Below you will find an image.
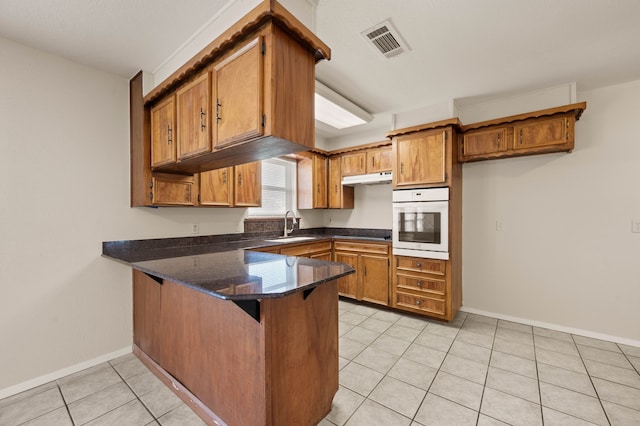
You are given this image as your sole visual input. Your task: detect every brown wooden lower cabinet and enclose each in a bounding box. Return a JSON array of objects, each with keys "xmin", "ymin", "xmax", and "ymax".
[
  {"xmin": 392, "ymin": 255, "xmax": 460, "ymax": 321},
  {"xmin": 279, "ymin": 240, "xmax": 331, "ymax": 258},
  {"xmin": 333, "ymin": 240, "xmax": 390, "ymax": 306},
  {"xmin": 132, "ymin": 270, "xmax": 338, "ymax": 426}
]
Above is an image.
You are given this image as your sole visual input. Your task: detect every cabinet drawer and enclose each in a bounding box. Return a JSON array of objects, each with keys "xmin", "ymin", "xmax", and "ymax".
[
  {"xmin": 333, "ymin": 241, "xmax": 389, "ymax": 255},
  {"xmin": 395, "ymin": 256, "xmax": 445, "ymax": 275},
  {"xmin": 279, "ymin": 241, "xmax": 332, "ymax": 256},
  {"xmin": 396, "ymin": 273, "xmax": 445, "ymax": 296},
  {"xmin": 396, "ymin": 292, "xmax": 445, "ymax": 316}
]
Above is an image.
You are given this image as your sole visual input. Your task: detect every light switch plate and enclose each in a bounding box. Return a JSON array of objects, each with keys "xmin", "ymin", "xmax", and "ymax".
[{"xmin": 632, "ymin": 219, "xmax": 640, "ymax": 233}]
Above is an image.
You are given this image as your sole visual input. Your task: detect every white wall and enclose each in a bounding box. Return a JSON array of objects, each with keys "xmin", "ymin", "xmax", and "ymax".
[
  {"xmin": 326, "ymin": 185, "xmax": 392, "ymax": 229},
  {"xmin": 462, "ymin": 79, "xmax": 640, "ymax": 342},
  {"xmin": 0, "ymin": 37, "xmax": 248, "ymax": 395}
]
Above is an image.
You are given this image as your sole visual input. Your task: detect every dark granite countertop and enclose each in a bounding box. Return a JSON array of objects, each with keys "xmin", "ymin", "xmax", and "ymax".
[
  {"xmin": 131, "ymin": 249, "xmax": 353, "ymax": 300},
  {"xmin": 102, "ymin": 228, "xmax": 390, "ymax": 301}
]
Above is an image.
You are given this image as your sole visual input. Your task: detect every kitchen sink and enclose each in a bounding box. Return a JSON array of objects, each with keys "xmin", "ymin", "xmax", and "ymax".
[{"xmin": 264, "ymin": 236, "xmax": 317, "ymax": 243}]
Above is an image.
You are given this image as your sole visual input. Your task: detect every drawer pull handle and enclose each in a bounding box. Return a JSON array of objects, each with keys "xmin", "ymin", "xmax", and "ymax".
[
  {"xmin": 415, "ymin": 262, "xmax": 422, "ymax": 268},
  {"xmin": 416, "ymin": 300, "xmax": 421, "ymax": 306},
  {"xmin": 417, "ymin": 281, "xmax": 422, "ymax": 287}
]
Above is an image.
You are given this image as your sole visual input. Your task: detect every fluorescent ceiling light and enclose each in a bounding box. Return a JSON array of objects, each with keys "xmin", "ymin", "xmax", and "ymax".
[{"xmin": 315, "ymin": 81, "xmax": 373, "ymax": 129}]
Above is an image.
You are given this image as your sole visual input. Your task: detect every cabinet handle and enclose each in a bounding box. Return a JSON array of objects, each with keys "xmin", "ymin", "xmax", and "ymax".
[
  {"xmin": 238, "ymin": 173, "xmax": 242, "ymax": 186},
  {"xmin": 416, "ymin": 300, "xmax": 422, "ymax": 306},
  {"xmin": 400, "ymin": 163, "xmax": 403, "ymax": 174},
  {"xmin": 222, "ymin": 170, "xmax": 227, "ymax": 184},
  {"xmin": 519, "ymin": 129, "xmax": 523, "ymax": 144},
  {"xmin": 360, "ymin": 158, "xmax": 363, "ymax": 169},
  {"xmin": 200, "ymin": 108, "xmax": 206, "ymax": 131},
  {"xmin": 317, "ymin": 183, "xmax": 320, "ymax": 193},
  {"xmin": 496, "ymin": 132, "xmax": 501, "ymax": 147},
  {"xmin": 186, "ymin": 186, "xmax": 191, "ymax": 202},
  {"xmin": 364, "ymin": 265, "xmax": 367, "ymax": 276},
  {"xmin": 167, "ymin": 125, "xmax": 172, "ymax": 145},
  {"xmin": 416, "ymin": 262, "xmax": 422, "ymax": 268},
  {"xmin": 372, "ymin": 157, "xmax": 375, "ymax": 167},
  {"xmin": 216, "ymin": 99, "xmax": 222, "ymax": 121},
  {"xmin": 417, "ymin": 280, "xmax": 423, "ymax": 287},
  {"xmin": 566, "ymin": 118, "xmax": 569, "ymax": 141},
  {"xmin": 334, "ymin": 184, "xmax": 338, "ymax": 193}
]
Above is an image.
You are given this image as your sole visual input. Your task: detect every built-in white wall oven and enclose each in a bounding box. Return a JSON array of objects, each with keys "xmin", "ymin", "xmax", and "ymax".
[{"xmin": 392, "ymin": 187, "xmax": 449, "ymax": 260}]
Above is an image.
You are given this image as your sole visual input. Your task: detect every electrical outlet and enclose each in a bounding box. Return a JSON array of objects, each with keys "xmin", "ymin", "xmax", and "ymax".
[
  {"xmin": 192, "ymin": 224, "xmax": 199, "ymax": 234},
  {"xmin": 632, "ymin": 219, "xmax": 640, "ymax": 233},
  {"xmin": 496, "ymin": 221, "xmax": 505, "ymax": 232}
]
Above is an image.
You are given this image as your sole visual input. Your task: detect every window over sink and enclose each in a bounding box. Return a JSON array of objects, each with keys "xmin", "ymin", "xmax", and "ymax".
[{"xmin": 248, "ymin": 158, "xmax": 297, "ymax": 217}]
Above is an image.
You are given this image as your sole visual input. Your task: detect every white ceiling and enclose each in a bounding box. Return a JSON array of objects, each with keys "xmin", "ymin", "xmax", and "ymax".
[{"xmin": 2, "ymin": 0, "xmax": 639, "ymax": 140}]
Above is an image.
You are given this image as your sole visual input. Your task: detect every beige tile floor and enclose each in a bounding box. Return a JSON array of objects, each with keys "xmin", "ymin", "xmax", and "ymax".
[{"xmin": 2, "ymin": 299, "xmax": 639, "ymax": 425}]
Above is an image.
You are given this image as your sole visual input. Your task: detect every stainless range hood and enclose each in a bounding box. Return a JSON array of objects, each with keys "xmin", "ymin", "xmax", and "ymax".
[{"xmin": 342, "ymin": 171, "xmax": 392, "ymax": 185}]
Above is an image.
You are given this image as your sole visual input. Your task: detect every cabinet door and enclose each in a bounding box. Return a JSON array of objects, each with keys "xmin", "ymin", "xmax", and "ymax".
[
  {"xmin": 513, "ymin": 116, "xmax": 568, "ymax": 150},
  {"xmin": 176, "ymin": 72, "xmax": 211, "ymax": 160},
  {"xmin": 360, "ymin": 255, "xmax": 389, "ymax": 305},
  {"xmin": 151, "ymin": 174, "xmax": 195, "ymax": 206},
  {"xmin": 212, "ymin": 37, "xmax": 263, "ymax": 148},
  {"xmin": 150, "ymin": 96, "xmax": 176, "ymax": 167},
  {"xmin": 462, "ymin": 128, "xmax": 508, "ymax": 157},
  {"xmin": 341, "ymin": 152, "xmax": 366, "ymax": 176},
  {"xmin": 334, "ymin": 251, "xmax": 358, "ymax": 299},
  {"xmin": 199, "ymin": 167, "xmax": 233, "ymax": 206},
  {"xmin": 328, "ymin": 156, "xmax": 354, "ymax": 209},
  {"xmin": 234, "ymin": 161, "xmax": 261, "ymax": 207},
  {"xmin": 395, "ymin": 129, "xmax": 446, "ymax": 187},
  {"xmin": 328, "ymin": 156, "xmax": 341, "ymax": 209},
  {"xmin": 367, "ymin": 146, "xmax": 392, "ymax": 173},
  {"xmin": 313, "ymin": 154, "xmax": 328, "ymax": 208}
]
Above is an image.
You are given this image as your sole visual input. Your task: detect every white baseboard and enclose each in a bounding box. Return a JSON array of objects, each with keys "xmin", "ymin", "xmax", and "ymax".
[
  {"xmin": 0, "ymin": 346, "xmax": 132, "ymax": 400},
  {"xmin": 459, "ymin": 306, "xmax": 640, "ymax": 348}
]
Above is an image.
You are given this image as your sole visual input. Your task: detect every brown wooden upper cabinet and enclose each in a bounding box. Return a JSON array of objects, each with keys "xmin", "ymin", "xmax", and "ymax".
[
  {"xmin": 341, "ymin": 152, "xmax": 366, "ymax": 176},
  {"xmin": 150, "ymin": 96, "xmax": 176, "ymax": 168},
  {"xmin": 460, "ymin": 127, "xmax": 508, "ymax": 159},
  {"xmin": 148, "ymin": 23, "xmax": 320, "ymax": 175},
  {"xmin": 176, "ymin": 72, "xmax": 211, "ymax": 160},
  {"xmin": 212, "ymin": 37, "xmax": 263, "ymax": 149},
  {"xmin": 459, "ymin": 103, "xmax": 586, "ymax": 163},
  {"xmin": 150, "ymin": 173, "xmax": 195, "ymax": 206},
  {"xmin": 389, "ymin": 124, "xmax": 457, "ymax": 189},
  {"xmin": 328, "ymin": 156, "xmax": 354, "ymax": 209},
  {"xmin": 340, "ymin": 145, "xmax": 392, "ymax": 176},
  {"xmin": 234, "ymin": 161, "xmax": 261, "ymax": 207},
  {"xmin": 297, "ymin": 153, "xmax": 328, "ymax": 209},
  {"xmin": 367, "ymin": 146, "xmax": 393, "ymax": 173},
  {"xmin": 199, "ymin": 167, "xmax": 234, "ymax": 207}
]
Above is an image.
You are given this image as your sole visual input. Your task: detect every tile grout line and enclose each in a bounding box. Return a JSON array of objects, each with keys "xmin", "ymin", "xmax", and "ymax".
[
  {"xmin": 616, "ymin": 342, "xmax": 640, "ymax": 376},
  {"xmin": 341, "ymin": 307, "xmax": 438, "ymax": 425},
  {"xmin": 406, "ymin": 315, "xmax": 458, "ymax": 426},
  {"xmin": 56, "ymin": 382, "xmax": 76, "ymax": 426},
  {"xmin": 109, "ymin": 361, "xmax": 160, "ymax": 425},
  {"xmin": 532, "ymin": 329, "xmax": 545, "ymax": 425},
  {"xmin": 473, "ymin": 316, "xmax": 498, "ymax": 426},
  {"xmin": 570, "ymin": 334, "xmax": 612, "ymax": 426}
]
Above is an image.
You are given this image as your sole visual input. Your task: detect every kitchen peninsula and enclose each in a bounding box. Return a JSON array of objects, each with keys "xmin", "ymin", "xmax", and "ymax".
[{"xmin": 103, "ymin": 236, "xmax": 355, "ymax": 426}]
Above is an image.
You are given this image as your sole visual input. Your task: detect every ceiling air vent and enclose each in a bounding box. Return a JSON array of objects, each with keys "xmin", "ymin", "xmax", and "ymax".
[{"xmin": 361, "ymin": 19, "xmax": 410, "ymax": 59}]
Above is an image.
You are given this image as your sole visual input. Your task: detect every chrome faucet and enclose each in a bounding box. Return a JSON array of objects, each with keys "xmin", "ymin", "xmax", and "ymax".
[{"xmin": 284, "ymin": 210, "xmax": 297, "ymax": 237}]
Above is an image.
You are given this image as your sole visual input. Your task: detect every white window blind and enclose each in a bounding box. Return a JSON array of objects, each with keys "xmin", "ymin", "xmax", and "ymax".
[{"xmin": 248, "ymin": 158, "xmax": 296, "ymax": 216}]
